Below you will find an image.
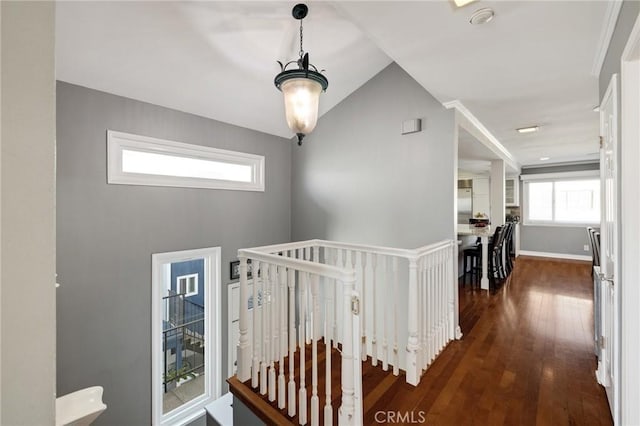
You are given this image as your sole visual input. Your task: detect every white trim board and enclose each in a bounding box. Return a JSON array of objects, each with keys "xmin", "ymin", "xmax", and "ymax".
[
  {"xmin": 620, "ymin": 12, "xmax": 640, "ymax": 426},
  {"xmin": 592, "ymin": 0, "xmax": 623, "ymax": 77},
  {"xmin": 520, "ymin": 170, "xmax": 600, "ymax": 181},
  {"xmin": 444, "ymin": 100, "xmax": 521, "ymax": 173},
  {"xmin": 519, "ymin": 250, "xmax": 591, "ymax": 262}
]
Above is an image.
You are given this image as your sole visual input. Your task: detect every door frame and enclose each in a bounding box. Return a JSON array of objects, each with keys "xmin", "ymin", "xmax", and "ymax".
[
  {"xmin": 598, "ymin": 73, "xmax": 618, "ymax": 422},
  {"xmin": 151, "ymin": 247, "xmax": 222, "ymax": 426},
  {"xmin": 620, "ymin": 13, "xmax": 640, "ymax": 426}
]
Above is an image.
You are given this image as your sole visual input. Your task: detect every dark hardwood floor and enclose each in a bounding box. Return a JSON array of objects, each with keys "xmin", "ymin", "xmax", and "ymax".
[
  {"xmin": 364, "ymin": 256, "xmax": 612, "ymax": 426},
  {"xmin": 230, "ymin": 256, "xmax": 613, "ymax": 425}
]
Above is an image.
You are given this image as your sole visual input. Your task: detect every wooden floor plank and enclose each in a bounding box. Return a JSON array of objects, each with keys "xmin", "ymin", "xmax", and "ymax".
[{"xmin": 229, "ymin": 256, "xmax": 612, "ymax": 425}]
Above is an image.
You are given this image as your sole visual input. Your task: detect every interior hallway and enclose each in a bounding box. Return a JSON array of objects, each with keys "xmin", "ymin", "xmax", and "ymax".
[{"xmin": 361, "ymin": 256, "xmax": 612, "ymax": 425}]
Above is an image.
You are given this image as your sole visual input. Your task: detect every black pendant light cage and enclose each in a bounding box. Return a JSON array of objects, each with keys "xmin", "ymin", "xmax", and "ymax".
[{"xmin": 274, "ymin": 3, "xmax": 329, "ymax": 145}]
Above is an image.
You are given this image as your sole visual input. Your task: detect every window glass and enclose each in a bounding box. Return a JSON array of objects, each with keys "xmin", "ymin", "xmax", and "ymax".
[
  {"xmin": 108, "ymin": 130, "xmax": 264, "ymax": 191},
  {"xmin": 528, "ymin": 182, "xmax": 553, "ymax": 221},
  {"xmin": 524, "ymin": 178, "xmax": 600, "ymax": 225},
  {"xmin": 122, "ymin": 149, "xmax": 252, "ymax": 183},
  {"xmin": 555, "ymin": 180, "xmax": 600, "ymax": 223}
]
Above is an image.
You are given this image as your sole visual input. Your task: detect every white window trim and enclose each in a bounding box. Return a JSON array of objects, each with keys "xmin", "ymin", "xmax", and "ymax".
[
  {"xmin": 177, "ymin": 273, "xmax": 198, "ymax": 297},
  {"xmin": 522, "ymin": 172, "xmax": 601, "ymax": 227},
  {"xmin": 152, "ymin": 247, "xmax": 221, "ymax": 426},
  {"xmin": 107, "ymin": 130, "xmax": 265, "ymax": 192},
  {"xmin": 520, "ymin": 169, "xmax": 598, "ymax": 182}
]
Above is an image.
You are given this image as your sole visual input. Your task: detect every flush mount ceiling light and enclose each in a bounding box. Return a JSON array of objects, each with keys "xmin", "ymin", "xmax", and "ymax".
[
  {"xmin": 516, "ymin": 125, "xmax": 539, "ymax": 134},
  {"xmin": 539, "ymin": 157, "xmax": 550, "ymax": 161},
  {"xmin": 469, "ymin": 7, "xmax": 495, "ymax": 25},
  {"xmin": 275, "ymin": 3, "xmax": 328, "ymax": 146},
  {"xmin": 453, "ymin": 0, "xmax": 478, "ymax": 8}
]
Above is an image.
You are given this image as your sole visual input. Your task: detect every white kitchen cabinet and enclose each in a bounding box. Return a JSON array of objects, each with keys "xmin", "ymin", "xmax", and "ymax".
[
  {"xmin": 505, "ymin": 178, "xmax": 520, "ymax": 206},
  {"xmin": 472, "ymin": 178, "xmax": 491, "ymax": 217}
]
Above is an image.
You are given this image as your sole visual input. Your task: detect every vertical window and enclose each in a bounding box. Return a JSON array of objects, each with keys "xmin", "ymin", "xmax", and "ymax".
[
  {"xmin": 523, "ymin": 174, "xmax": 600, "ymax": 225},
  {"xmin": 152, "ymin": 247, "xmax": 221, "ymax": 425}
]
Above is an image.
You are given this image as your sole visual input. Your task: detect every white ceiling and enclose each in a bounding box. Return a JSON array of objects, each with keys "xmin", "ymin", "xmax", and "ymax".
[{"xmin": 56, "ymin": 1, "xmax": 610, "ymax": 166}]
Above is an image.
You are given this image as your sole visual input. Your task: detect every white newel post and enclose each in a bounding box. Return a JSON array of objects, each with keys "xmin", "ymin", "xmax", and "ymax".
[
  {"xmin": 405, "ymin": 258, "xmax": 420, "ymax": 386},
  {"xmin": 338, "ymin": 274, "xmax": 357, "ymax": 426},
  {"xmin": 237, "ymin": 256, "xmax": 251, "ymax": 382}
]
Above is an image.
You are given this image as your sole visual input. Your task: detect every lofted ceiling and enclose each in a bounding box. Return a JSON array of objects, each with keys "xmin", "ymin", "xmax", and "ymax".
[{"xmin": 56, "ymin": 1, "xmax": 611, "ymax": 166}]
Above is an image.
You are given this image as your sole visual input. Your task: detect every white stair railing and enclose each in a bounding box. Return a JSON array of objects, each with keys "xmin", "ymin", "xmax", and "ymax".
[{"xmin": 236, "ymin": 239, "xmax": 459, "ymax": 426}]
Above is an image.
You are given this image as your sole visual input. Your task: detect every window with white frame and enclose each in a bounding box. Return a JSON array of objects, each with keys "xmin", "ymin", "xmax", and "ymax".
[
  {"xmin": 523, "ymin": 171, "xmax": 600, "ymax": 226},
  {"xmin": 107, "ymin": 130, "xmax": 265, "ymax": 191},
  {"xmin": 177, "ymin": 273, "xmax": 198, "ymax": 297}
]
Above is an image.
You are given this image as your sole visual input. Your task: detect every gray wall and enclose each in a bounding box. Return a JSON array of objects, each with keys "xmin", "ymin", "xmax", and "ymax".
[
  {"xmin": 1, "ymin": 2, "xmax": 57, "ymax": 425},
  {"xmin": 56, "ymin": 82, "xmax": 291, "ymax": 425},
  {"xmin": 519, "ymin": 162, "xmax": 599, "ymax": 256},
  {"xmin": 291, "ymin": 62, "xmax": 456, "ymax": 248}
]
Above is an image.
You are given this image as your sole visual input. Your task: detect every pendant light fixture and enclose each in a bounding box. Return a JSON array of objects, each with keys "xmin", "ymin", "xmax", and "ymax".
[{"xmin": 274, "ymin": 3, "xmax": 328, "ymax": 146}]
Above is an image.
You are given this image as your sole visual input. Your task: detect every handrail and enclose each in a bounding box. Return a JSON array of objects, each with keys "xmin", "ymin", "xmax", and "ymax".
[
  {"xmin": 244, "ymin": 238, "xmax": 455, "ymax": 261},
  {"xmin": 163, "ymin": 318, "xmax": 204, "ymax": 334},
  {"xmin": 238, "ymin": 248, "xmax": 356, "ymax": 282}
]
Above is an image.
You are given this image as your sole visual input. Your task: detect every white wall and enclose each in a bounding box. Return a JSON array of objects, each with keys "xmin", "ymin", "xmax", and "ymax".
[{"xmin": 1, "ymin": 2, "xmax": 57, "ymax": 424}]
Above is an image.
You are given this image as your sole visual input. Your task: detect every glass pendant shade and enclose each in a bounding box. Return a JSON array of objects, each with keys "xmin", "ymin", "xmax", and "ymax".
[
  {"xmin": 274, "ymin": 4, "xmax": 328, "ymax": 145},
  {"xmin": 280, "ymin": 77, "xmax": 323, "ymax": 136}
]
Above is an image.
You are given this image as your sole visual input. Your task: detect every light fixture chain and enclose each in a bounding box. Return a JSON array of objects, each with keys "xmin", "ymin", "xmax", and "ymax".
[{"xmin": 299, "ymin": 19, "xmax": 304, "ymax": 59}]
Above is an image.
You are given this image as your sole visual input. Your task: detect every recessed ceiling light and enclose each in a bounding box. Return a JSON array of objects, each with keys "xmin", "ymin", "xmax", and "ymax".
[
  {"xmin": 469, "ymin": 8, "xmax": 495, "ymax": 25},
  {"xmin": 593, "ymin": 106, "xmax": 600, "ymax": 112},
  {"xmin": 454, "ymin": 0, "xmax": 478, "ymax": 8},
  {"xmin": 540, "ymin": 157, "xmax": 550, "ymax": 161},
  {"xmin": 516, "ymin": 126, "xmax": 539, "ymax": 134}
]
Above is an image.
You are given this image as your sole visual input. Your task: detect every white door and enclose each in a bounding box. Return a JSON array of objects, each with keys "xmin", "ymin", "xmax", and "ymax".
[{"xmin": 597, "ymin": 74, "xmax": 618, "ymax": 422}]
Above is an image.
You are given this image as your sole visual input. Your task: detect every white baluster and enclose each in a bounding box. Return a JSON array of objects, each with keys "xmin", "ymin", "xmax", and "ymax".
[
  {"xmin": 418, "ymin": 257, "xmax": 425, "ymax": 372},
  {"xmin": 405, "ymin": 258, "xmax": 419, "ymax": 386},
  {"xmin": 287, "ymin": 255, "xmax": 297, "ymax": 417},
  {"xmin": 338, "ymin": 276, "xmax": 356, "ymax": 425},
  {"xmin": 305, "ymin": 247, "xmax": 312, "ymax": 345},
  {"xmin": 268, "ymin": 264, "xmax": 276, "ymax": 402},
  {"xmin": 438, "ymin": 251, "xmax": 443, "ymax": 354},
  {"xmin": 371, "ymin": 253, "xmax": 378, "ymax": 367},
  {"xmin": 360, "ymin": 252, "xmax": 367, "ymax": 361},
  {"xmin": 299, "ymin": 271, "xmax": 308, "ymax": 425},
  {"xmin": 448, "ymin": 246, "xmax": 456, "ymax": 340},
  {"xmin": 324, "ymin": 248, "xmax": 333, "ymax": 345},
  {"xmin": 392, "ymin": 257, "xmax": 399, "ymax": 376},
  {"xmin": 424, "ymin": 255, "xmax": 430, "ymax": 367},
  {"xmin": 382, "ymin": 255, "xmax": 388, "ymax": 372},
  {"xmin": 433, "ymin": 252, "xmax": 438, "ymax": 357},
  {"xmin": 261, "ymin": 263, "xmax": 269, "ymax": 396},
  {"xmin": 311, "ymin": 274, "xmax": 320, "ymax": 426},
  {"xmin": 252, "ymin": 260, "xmax": 261, "ymax": 389},
  {"xmin": 314, "ymin": 246, "xmax": 321, "ymax": 340},
  {"xmin": 237, "ymin": 256, "xmax": 251, "ymax": 382},
  {"xmin": 429, "ymin": 254, "xmax": 436, "ymax": 364},
  {"xmin": 278, "ymin": 265, "xmax": 286, "ymax": 409},
  {"xmin": 324, "ymin": 298, "xmax": 333, "ymax": 426},
  {"xmin": 332, "ymin": 249, "xmax": 339, "ymax": 349}
]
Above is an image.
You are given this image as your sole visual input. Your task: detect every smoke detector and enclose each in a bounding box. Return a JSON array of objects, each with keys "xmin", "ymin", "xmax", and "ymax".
[{"xmin": 470, "ymin": 8, "xmax": 495, "ymax": 25}]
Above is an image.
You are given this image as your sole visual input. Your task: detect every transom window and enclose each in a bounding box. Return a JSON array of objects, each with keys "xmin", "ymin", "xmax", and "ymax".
[
  {"xmin": 523, "ymin": 172, "xmax": 600, "ymax": 226},
  {"xmin": 107, "ymin": 130, "xmax": 265, "ymax": 191}
]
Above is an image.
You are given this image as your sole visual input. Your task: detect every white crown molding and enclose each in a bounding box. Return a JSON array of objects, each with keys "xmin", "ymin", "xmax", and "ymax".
[
  {"xmin": 444, "ymin": 100, "xmax": 521, "ymax": 173},
  {"xmin": 591, "ymin": 0, "xmax": 623, "ymax": 77},
  {"xmin": 519, "ymin": 250, "xmax": 591, "ymax": 262}
]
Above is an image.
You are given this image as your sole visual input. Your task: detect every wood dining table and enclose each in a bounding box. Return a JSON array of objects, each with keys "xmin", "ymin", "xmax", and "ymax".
[{"xmin": 457, "ymin": 224, "xmax": 495, "ymax": 290}]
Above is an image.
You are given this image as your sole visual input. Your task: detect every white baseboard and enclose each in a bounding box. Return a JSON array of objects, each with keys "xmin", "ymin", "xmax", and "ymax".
[{"xmin": 519, "ymin": 250, "xmax": 591, "ymax": 262}]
